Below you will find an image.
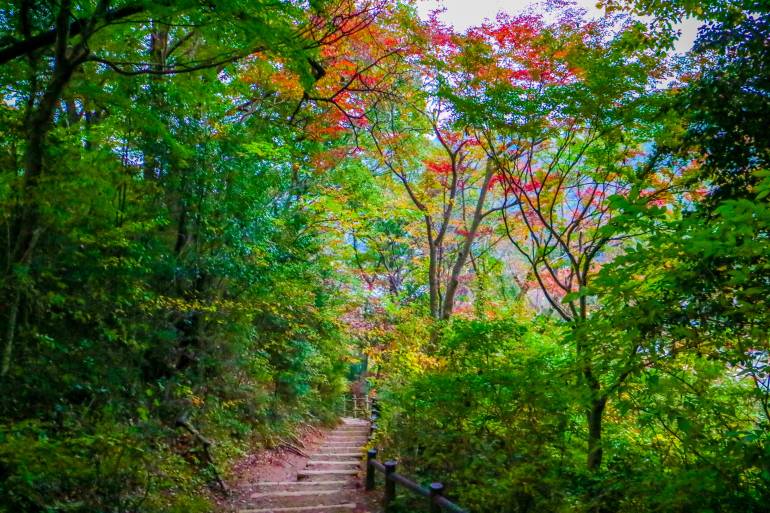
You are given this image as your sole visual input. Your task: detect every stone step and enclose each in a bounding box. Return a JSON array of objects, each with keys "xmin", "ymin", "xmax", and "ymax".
[
  {"xmin": 305, "ymin": 464, "xmax": 360, "ymax": 472},
  {"xmin": 234, "ymin": 418, "xmax": 370, "ymax": 513},
  {"xmin": 238, "ymin": 503, "xmax": 356, "ymax": 513},
  {"xmin": 251, "ymin": 480, "xmax": 349, "ymax": 486},
  {"xmin": 313, "ymin": 453, "xmax": 362, "ymax": 460},
  {"xmin": 317, "ymin": 449, "xmax": 360, "ymax": 454},
  {"xmin": 308, "ymin": 459, "xmax": 359, "ymax": 464},
  {"xmin": 297, "ymin": 469, "xmax": 359, "ymax": 481},
  {"xmin": 251, "ymin": 490, "xmax": 347, "ymax": 500},
  {"xmin": 316, "ymin": 448, "xmax": 364, "ymax": 455},
  {"xmin": 307, "ymin": 460, "xmax": 360, "ymax": 467},
  {"xmin": 249, "ymin": 490, "xmax": 340, "ymax": 499},
  {"xmin": 247, "ymin": 489, "xmax": 357, "ymax": 507},
  {"xmin": 238, "ymin": 480, "xmax": 351, "ymax": 492}
]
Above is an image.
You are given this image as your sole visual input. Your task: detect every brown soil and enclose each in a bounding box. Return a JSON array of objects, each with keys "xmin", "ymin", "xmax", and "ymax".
[
  {"xmin": 213, "ymin": 420, "xmax": 380, "ymax": 513},
  {"xmin": 214, "ymin": 424, "xmax": 330, "ymax": 512}
]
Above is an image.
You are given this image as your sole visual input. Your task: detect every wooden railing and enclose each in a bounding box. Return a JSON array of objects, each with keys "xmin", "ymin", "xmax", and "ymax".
[
  {"xmin": 342, "ymin": 394, "xmax": 370, "ymax": 419},
  {"xmin": 365, "ymin": 401, "xmax": 469, "ymax": 513}
]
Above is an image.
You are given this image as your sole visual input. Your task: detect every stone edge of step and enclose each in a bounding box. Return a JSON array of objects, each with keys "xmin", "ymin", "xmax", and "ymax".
[
  {"xmin": 249, "ymin": 489, "xmax": 351, "ymax": 499},
  {"xmin": 238, "ymin": 503, "xmax": 356, "ymax": 513}
]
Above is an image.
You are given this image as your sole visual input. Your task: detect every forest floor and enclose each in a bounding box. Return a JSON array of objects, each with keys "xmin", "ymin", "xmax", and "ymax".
[{"xmin": 218, "ymin": 418, "xmax": 377, "ymax": 513}]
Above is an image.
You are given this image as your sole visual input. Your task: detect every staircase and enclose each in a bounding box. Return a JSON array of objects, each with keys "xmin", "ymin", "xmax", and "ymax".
[{"xmin": 237, "ymin": 418, "xmax": 370, "ymax": 513}]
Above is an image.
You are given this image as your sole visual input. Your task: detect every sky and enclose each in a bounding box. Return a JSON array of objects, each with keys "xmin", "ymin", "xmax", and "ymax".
[{"xmin": 416, "ymin": 0, "xmax": 701, "ymax": 53}]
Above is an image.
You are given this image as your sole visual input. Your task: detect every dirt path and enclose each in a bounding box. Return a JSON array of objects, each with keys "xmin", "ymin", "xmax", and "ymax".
[{"xmin": 224, "ymin": 418, "xmax": 373, "ymax": 513}]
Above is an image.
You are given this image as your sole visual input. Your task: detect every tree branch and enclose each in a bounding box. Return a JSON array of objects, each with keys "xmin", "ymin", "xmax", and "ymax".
[{"xmin": 0, "ymin": 4, "xmax": 145, "ymax": 65}]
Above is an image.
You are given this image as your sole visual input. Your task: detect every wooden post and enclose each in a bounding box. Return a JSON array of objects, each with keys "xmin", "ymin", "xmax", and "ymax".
[
  {"xmin": 384, "ymin": 460, "xmax": 397, "ymax": 511},
  {"xmin": 365, "ymin": 448, "xmax": 378, "ymax": 491},
  {"xmin": 429, "ymin": 482, "xmax": 445, "ymax": 513}
]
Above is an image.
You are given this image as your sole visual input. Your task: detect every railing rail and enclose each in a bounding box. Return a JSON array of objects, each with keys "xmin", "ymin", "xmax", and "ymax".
[
  {"xmin": 341, "ymin": 394, "xmax": 371, "ymax": 419},
  {"xmin": 365, "ymin": 400, "xmax": 469, "ymax": 513}
]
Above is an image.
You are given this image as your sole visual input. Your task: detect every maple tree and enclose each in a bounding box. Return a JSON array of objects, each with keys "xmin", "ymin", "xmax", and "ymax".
[
  {"xmin": 366, "ymin": 107, "xmax": 500, "ymax": 320},
  {"xmin": 357, "ymin": 16, "xmax": 508, "ymax": 321},
  {"xmin": 432, "ymin": 6, "xmax": 695, "ymax": 471}
]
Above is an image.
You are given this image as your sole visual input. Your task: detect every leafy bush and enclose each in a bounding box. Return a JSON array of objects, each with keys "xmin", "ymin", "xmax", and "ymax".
[{"xmin": 374, "ymin": 318, "xmax": 769, "ymax": 513}]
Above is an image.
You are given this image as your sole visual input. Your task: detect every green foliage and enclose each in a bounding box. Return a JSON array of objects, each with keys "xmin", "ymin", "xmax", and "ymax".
[
  {"xmin": 678, "ymin": 3, "xmax": 770, "ymax": 203},
  {"xmin": 374, "ymin": 318, "xmax": 584, "ymax": 513},
  {"xmin": 0, "ymin": 1, "xmax": 362, "ymax": 511},
  {"xmin": 375, "ymin": 313, "xmax": 769, "ymax": 512},
  {"xmin": 366, "ymin": 5, "xmax": 769, "ymax": 511},
  {"xmin": 0, "ymin": 419, "xmax": 211, "ymax": 513}
]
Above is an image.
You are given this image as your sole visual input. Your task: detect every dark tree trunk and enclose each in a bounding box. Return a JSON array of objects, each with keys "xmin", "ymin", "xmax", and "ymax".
[
  {"xmin": 2, "ymin": 1, "xmax": 89, "ymax": 378},
  {"xmin": 586, "ymin": 395, "xmax": 607, "ymax": 471},
  {"xmin": 426, "ymin": 219, "xmax": 440, "ymax": 319},
  {"xmin": 440, "ymin": 164, "xmax": 494, "ymax": 320}
]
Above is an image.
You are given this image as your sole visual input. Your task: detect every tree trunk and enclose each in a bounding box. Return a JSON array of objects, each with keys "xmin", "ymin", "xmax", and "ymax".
[
  {"xmin": 3, "ymin": 1, "xmax": 87, "ymax": 378},
  {"xmin": 586, "ymin": 395, "xmax": 607, "ymax": 471},
  {"xmin": 0, "ymin": 290, "xmax": 20, "ymax": 378},
  {"xmin": 577, "ymin": 323, "xmax": 606, "ymax": 473},
  {"xmin": 426, "ymin": 219, "xmax": 440, "ymax": 319},
  {"xmin": 441, "ymin": 164, "xmax": 494, "ymax": 320}
]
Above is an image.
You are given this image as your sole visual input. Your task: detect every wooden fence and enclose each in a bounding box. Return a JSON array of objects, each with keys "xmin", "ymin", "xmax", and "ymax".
[
  {"xmin": 341, "ymin": 394, "xmax": 371, "ymax": 419},
  {"xmin": 365, "ymin": 400, "xmax": 468, "ymax": 513}
]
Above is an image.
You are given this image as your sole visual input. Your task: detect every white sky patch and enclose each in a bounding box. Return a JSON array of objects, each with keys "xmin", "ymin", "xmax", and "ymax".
[{"xmin": 416, "ymin": 0, "xmax": 700, "ymax": 53}]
